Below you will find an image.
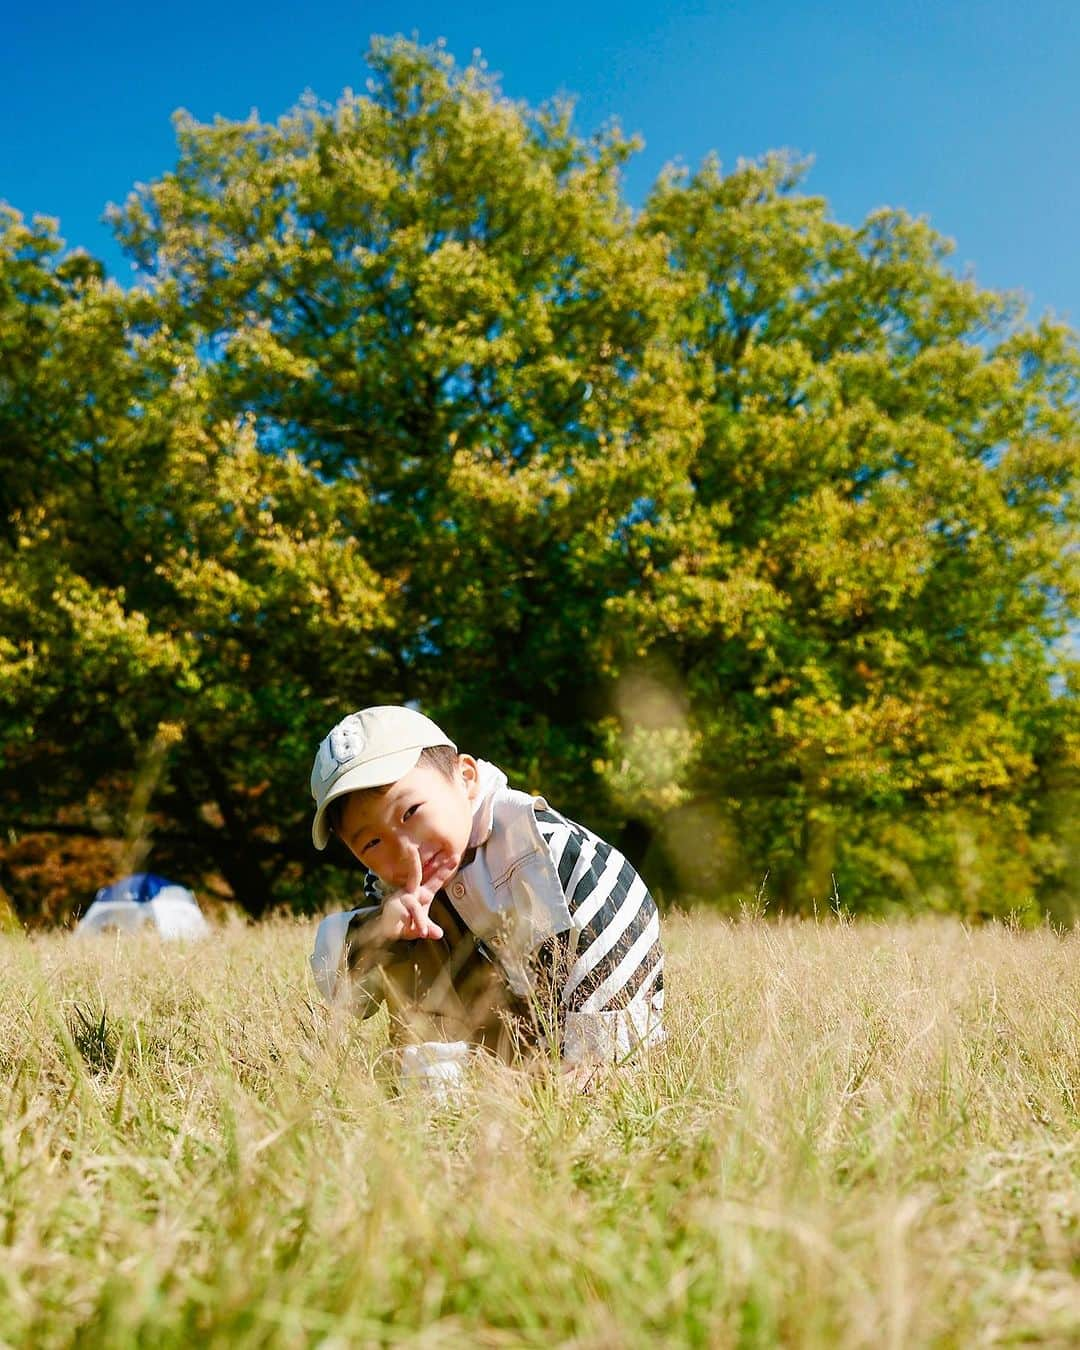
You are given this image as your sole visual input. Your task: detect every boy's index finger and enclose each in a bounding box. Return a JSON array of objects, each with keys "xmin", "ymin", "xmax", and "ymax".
[{"xmin": 405, "ymin": 844, "xmax": 422, "ymax": 896}]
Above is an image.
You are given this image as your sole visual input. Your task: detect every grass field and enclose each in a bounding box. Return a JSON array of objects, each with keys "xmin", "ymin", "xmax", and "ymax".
[{"xmin": 1, "ymin": 911, "xmax": 1078, "ymax": 1347}]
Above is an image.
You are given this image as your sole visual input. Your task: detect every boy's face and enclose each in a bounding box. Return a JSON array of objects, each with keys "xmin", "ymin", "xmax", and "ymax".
[{"xmin": 336, "ymin": 755, "xmax": 481, "ymax": 890}]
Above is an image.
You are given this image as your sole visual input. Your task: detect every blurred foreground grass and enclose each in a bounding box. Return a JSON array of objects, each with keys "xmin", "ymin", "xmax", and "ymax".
[{"xmin": 1, "ymin": 912, "xmax": 1078, "ymax": 1347}]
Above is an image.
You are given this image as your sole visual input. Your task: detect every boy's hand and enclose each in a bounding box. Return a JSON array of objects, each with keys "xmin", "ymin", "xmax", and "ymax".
[{"xmin": 379, "ymin": 847, "xmax": 457, "ymax": 941}]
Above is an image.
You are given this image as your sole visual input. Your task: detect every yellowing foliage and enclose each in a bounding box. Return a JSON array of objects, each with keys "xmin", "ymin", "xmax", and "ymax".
[{"xmin": 0, "ymin": 39, "xmax": 1077, "ymax": 920}]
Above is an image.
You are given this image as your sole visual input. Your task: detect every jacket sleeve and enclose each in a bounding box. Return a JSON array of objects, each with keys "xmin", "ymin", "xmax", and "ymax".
[
  {"xmin": 533, "ymin": 807, "xmax": 665, "ymax": 1064},
  {"xmin": 309, "ymin": 904, "xmax": 389, "ymax": 1017}
]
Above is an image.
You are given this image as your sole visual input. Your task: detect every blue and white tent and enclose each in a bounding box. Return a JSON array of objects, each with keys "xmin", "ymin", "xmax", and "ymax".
[{"xmin": 76, "ymin": 872, "xmax": 210, "ymax": 940}]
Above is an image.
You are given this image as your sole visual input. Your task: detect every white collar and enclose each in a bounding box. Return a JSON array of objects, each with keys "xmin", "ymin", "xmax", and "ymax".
[{"xmin": 467, "ymin": 758, "xmax": 508, "ymax": 848}]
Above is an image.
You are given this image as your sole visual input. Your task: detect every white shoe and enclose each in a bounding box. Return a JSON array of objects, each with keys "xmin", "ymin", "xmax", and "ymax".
[{"xmin": 398, "ymin": 1041, "xmax": 472, "ymax": 1101}]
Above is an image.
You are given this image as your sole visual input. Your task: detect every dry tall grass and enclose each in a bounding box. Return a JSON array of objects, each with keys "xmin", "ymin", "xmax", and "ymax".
[{"xmin": 1, "ymin": 912, "xmax": 1078, "ymax": 1347}]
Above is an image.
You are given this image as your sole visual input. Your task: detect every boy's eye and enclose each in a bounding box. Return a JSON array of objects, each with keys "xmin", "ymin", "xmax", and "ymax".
[
  {"xmin": 360, "ymin": 837, "xmax": 380, "ymax": 854},
  {"xmin": 402, "ymin": 804, "xmax": 420, "ymax": 822}
]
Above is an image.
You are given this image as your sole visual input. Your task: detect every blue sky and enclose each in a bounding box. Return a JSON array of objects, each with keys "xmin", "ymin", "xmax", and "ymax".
[{"xmin": 3, "ymin": 1, "xmax": 1079, "ymax": 326}]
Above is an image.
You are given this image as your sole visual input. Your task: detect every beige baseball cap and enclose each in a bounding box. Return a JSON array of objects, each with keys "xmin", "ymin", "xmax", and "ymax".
[{"xmin": 310, "ymin": 705, "xmax": 456, "ymax": 850}]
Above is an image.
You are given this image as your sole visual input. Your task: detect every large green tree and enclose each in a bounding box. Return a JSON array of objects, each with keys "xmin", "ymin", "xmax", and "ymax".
[{"xmin": 1, "ymin": 42, "xmax": 1077, "ymax": 922}]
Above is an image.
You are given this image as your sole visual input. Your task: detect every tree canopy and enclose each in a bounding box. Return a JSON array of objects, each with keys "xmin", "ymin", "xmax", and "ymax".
[{"xmin": 1, "ymin": 37, "xmax": 1077, "ymax": 924}]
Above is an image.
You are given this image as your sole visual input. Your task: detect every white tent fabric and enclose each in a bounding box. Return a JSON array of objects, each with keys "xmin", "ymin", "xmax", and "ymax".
[{"xmin": 76, "ymin": 874, "xmax": 210, "ymax": 940}]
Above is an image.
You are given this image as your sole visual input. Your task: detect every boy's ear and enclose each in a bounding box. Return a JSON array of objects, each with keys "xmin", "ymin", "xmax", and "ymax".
[{"xmin": 458, "ymin": 754, "xmax": 481, "ymax": 800}]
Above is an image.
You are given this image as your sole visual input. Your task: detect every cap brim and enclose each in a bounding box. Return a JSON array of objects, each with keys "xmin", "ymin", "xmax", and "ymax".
[{"xmin": 311, "ymin": 745, "xmax": 426, "ymax": 850}]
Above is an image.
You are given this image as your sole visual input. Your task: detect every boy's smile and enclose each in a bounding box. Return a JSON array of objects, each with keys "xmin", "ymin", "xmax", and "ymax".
[{"xmin": 338, "ymin": 756, "xmax": 481, "ymax": 891}]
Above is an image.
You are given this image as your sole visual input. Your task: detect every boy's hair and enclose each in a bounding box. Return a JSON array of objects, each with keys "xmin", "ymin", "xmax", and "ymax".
[{"xmin": 326, "ymin": 744, "xmax": 462, "ymax": 841}]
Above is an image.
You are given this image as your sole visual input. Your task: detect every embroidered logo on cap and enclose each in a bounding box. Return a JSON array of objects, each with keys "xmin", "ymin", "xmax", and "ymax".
[{"xmin": 316, "ymin": 716, "xmax": 366, "ymax": 783}]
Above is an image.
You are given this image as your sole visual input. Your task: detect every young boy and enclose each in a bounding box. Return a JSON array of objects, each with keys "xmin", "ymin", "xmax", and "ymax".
[{"xmin": 308, "ymin": 705, "xmax": 664, "ymax": 1072}]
